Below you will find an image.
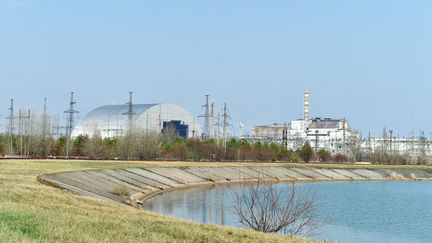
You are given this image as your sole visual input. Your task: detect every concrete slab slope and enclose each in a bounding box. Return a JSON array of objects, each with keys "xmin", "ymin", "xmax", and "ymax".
[{"xmin": 38, "ymin": 166, "xmax": 432, "ymax": 206}]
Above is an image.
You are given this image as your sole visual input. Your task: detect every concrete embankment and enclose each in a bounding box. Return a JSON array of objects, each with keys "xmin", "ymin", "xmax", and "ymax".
[{"xmin": 38, "ymin": 166, "xmax": 432, "ymax": 206}]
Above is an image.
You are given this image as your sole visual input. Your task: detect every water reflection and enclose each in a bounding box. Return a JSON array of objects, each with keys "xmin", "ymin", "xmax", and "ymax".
[
  {"xmin": 144, "ymin": 185, "xmax": 238, "ymax": 226},
  {"xmin": 143, "ymin": 181, "xmax": 432, "ymax": 243}
]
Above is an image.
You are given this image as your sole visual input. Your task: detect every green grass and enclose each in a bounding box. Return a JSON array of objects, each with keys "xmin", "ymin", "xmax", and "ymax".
[
  {"xmin": 0, "ymin": 160, "xmax": 313, "ymax": 243},
  {"xmin": 0, "ymin": 210, "xmax": 47, "ymax": 240},
  {"xmin": 3, "ymin": 159, "xmax": 430, "ymax": 242}
]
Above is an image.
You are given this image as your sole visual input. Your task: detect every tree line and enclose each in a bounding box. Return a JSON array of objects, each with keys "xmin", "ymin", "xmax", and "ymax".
[
  {"xmin": 0, "ymin": 128, "xmax": 348, "ymax": 162},
  {"xmin": 0, "ymin": 125, "xmax": 427, "ymax": 164}
]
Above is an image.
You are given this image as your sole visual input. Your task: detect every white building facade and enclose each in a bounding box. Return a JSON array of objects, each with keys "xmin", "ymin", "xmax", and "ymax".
[
  {"xmin": 72, "ymin": 104, "xmax": 199, "ymax": 138},
  {"xmin": 253, "ymin": 117, "xmax": 358, "ymax": 153}
]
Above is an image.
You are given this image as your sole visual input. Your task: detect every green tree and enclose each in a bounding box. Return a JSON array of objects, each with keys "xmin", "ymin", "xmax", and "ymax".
[
  {"xmin": 317, "ymin": 149, "xmax": 332, "ymax": 162},
  {"xmin": 298, "ymin": 142, "xmax": 314, "ymax": 163}
]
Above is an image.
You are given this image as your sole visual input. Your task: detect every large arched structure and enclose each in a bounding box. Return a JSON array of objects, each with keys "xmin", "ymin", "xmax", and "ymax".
[{"xmin": 71, "ymin": 104, "xmax": 198, "ymax": 138}]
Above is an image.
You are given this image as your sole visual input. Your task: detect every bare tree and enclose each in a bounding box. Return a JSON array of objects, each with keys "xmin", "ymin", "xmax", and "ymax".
[{"xmin": 232, "ymin": 179, "xmax": 319, "ymax": 236}]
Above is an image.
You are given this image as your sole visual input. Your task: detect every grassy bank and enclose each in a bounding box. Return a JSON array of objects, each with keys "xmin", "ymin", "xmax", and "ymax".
[
  {"xmin": 0, "ymin": 160, "xmax": 312, "ymax": 243},
  {"xmin": 3, "ymin": 160, "xmax": 431, "ymax": 242}
]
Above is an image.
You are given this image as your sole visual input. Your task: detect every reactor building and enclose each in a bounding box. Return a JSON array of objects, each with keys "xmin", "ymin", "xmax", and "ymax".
[
  {"xmin": 252, "ymin": 91, "xmax": 359, "ymax": 153},
  {"xmin": 71, "ymin": 103, "xmax": 198, "ymax": 139}
]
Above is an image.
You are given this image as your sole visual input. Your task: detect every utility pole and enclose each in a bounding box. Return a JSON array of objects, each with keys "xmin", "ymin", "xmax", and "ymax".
[
  {"xmin": 64, "ymin": 92, "xmax": 79, "ymax": 158},
  {"xmin": 216, "ymin": 112, "xmax": 221, "ymax": 141},
  {"xmin": 18, "ymin": 109, "xmax": 22, "ymax": 156},
  {"xmin": 368, "ymin": 131, "xmax": 372, "ymax": 161},
  {"xmin": 342, "ymin": 118, "xmax": 346, "ymax": 156},
  {"xmin": 41, "ymin": 98, "xmax": 50, "ymax": 157},
  {"xmin": 389, "ymin": 129, "xmax": 393, "ymax": 155},
  {"xmin": 25, "ymin": 110, "xmax": 31, "ymax": 157}
]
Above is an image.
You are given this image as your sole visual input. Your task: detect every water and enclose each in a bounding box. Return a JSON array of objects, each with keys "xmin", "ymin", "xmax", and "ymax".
[{"xmin": 143, "ymin": 181, "xmax": 432, "ymax": 243}]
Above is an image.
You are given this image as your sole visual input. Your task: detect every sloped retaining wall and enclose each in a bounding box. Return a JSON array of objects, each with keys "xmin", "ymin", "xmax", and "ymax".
[{"xmin": 38, "ymin": 166, "xmax": 432, "ymax": 207}]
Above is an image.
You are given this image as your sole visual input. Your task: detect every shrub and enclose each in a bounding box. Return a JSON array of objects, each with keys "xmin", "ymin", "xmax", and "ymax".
[
  {"xmin": 333, "ymin": 153, "xmax": 348, "ymax": 163},
  {"xmin": 317, "ymin": 149, "xmax": 332, "ymax": 162},
  {"xmin": 297, "ymin": 142, "xmax": 314, "ymax": 163},
  {"xmin": 110, "ymin": 184, "xmax": 130, "ymax": 197},
  {"xmin": 389, "ymin": 172, "xmax": 404, "ymax": 180},
  {"xmin": 232, "ymin": 179, "xmax": 320, "ymax": 236}
]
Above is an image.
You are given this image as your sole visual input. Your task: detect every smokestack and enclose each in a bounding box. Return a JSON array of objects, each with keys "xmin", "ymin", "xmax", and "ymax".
[{"xmin": 304, "ymin": 91, "xmax": 310, "ymax": 121}]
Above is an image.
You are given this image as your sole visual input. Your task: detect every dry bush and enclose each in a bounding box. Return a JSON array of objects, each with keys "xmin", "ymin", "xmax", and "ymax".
[
  {"xmin": 110, "ymin": 183, "xmax": 130, "ymax": 197},
  {"xmin": 390, "ymin": 172, "xmax": 404, "ymax": 180},
  {"xmin": 232, "ymin": 179, "xmax": 320, "ymax": 236}
]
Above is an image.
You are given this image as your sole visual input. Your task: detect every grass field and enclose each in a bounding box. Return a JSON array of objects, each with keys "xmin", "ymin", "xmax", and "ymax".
[
  {"xmin": 0, "ymin": 159, "xmax": 314, "ymax": 243},
  {"xmin": 3, "ymin": 159, "xmax": 431, "ymax": 242}
]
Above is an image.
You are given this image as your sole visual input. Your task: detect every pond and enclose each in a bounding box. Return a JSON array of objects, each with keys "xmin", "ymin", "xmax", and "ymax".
[{"xmin": 143, "ymin": 181, "xmax": 432, "ymax": 243}]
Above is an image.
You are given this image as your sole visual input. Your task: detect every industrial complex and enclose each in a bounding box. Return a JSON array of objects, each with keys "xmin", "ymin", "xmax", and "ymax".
[
  {"xmin": 252, "ymin": 91, "xmax": 359, "ymax": 153},
  {"xmin": 71, "ymin": 103, "xmax": 197, "ymax": 139},
  {"xmin": 252, "ymin": 91, "xmax": 432, "ymax": 159},
  {"xmin": 2, "ymin": 91, "xmax": 432, "ymax": 160}
]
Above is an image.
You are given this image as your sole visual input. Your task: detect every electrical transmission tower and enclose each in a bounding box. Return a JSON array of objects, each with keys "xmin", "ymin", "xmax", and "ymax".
[
  {"xmin": 64, "ymin": 92, "xmax": 79, "ymax": 138},
  {"xmin": 7, "ymin": 99, "xmax": 16, "ymax": 134},
  {"xmin": 199, "ymin": 95, "xmax": 211, "ymax": 140},
  {"xmin": 6, "ymin": 99, "xmax": 16, "ymax": 155},
  {"xmin": 18, "ymin": 109, "xmax": 30, "ymax": 157},
  {"xmin": 122, "ymin": 92, "xmax": 136, "ymax": 135},
  {"xmin": 41, "ymin": 98, "xmax": 49, "ymax": 138},
  {"xmin": 40, "ymin": 98, "xmax": 51, "ymax": 158},
  {"xmin": 282, "ymin": 122, "xmax": 288, "ymax": 148},
  {"xmin": 222, "ymin": 102, "xmax": 230, "ymax": 157},
  {"xmin": 210, "ymin": 97, "xmax": 214, "ymax": 139}
]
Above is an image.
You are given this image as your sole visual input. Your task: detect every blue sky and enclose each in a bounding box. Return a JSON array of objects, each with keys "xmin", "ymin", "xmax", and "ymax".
[{"xmin": 0, "ymin": 0, "xmax": 431, "ymax": 137}]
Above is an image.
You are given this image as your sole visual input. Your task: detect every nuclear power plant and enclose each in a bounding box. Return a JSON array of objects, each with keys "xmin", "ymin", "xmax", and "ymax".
[
  {"xmin": 71, "ymin": 93, "xmax": 198, "ymax": 139},
  {"xmin": 252, "ymin": 91, "xmax": 432, "ymax": 159},
  {"xmin": 3, "ymin": 90, "xmax": 432, "ymax": 159},
  {"xmin": 252, "ymin": 91, "xmax": 358, "ymax": 153}
]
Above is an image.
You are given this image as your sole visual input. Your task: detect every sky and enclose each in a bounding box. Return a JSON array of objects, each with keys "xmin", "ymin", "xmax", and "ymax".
[{"xmin": 0, "ymin": 0, "xmax": 431, "ymax": 137}]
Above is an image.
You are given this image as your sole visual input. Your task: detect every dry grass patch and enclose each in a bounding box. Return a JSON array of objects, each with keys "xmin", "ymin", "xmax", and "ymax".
[{"xmin": 0, "ymin": 160, "xmax": 312, "ymax": 243}]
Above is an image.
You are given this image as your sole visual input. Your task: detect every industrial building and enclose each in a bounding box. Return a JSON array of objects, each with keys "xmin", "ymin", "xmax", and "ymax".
[
  {"xmin": 71, "ymin": 103, "xmax": 198, "ymax": 138},
  {"xmin": 252, "ymin": 91, "xmax": 359, "ymax": 153},
  {"xmin": 253, "ymin": 118, "xmax": 357, "ymax": 153}
]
